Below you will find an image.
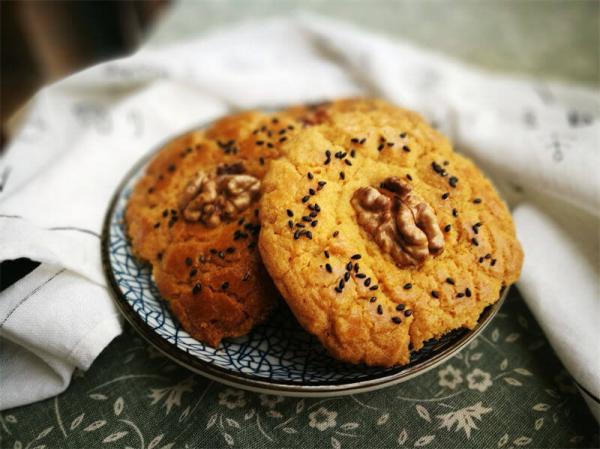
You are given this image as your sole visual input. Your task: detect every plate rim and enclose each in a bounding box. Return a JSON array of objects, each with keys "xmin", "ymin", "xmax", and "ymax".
[{"xmin": 101, "ymin": 123, "xmax": 509, "ymax": 397}]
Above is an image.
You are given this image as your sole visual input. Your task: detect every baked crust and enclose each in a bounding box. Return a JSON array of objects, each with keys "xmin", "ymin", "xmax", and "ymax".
[{"xmin": 259, "ymin": 98, "xmax": 523, "ymax": 367}]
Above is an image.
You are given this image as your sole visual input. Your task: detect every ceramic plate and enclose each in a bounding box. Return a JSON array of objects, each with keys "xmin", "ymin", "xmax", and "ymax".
[{"xmin": 101, "ymin": 126, "xmax": 508, "ymax": 397}]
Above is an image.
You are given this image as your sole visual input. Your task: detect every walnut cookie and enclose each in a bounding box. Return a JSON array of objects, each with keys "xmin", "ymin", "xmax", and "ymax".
[
  {"xmin": 258, "ymin": 98, "xmax": 523, "ymax": 367},
  {"xmin": 125, "ymin": 108, "xmax": 320, "ymax": 346}
]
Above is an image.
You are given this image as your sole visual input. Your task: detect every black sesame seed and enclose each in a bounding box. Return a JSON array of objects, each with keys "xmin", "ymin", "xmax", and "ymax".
[
  {"xmin": 307, "ymin": 172, "xmax": 314, "ymax": 180},
  {"xmin": 403, "ymin": 283, "xmax": 412, "ymax": 290},
  {"xmin": 351, "ymin": 254, "xmax": 361, "ymax": 260},
  {"xmin": 154, "ymin": 222, "xmax": 160, "ymax": 229},
  {"xmin": 446, "ymin": 277, "xmax": 455, "ymax": 285},
  {"xmin": 168, "ymin": 164, "xmax": 176, "ymax": 172},
  {"xmin": 457, "ymin": 293, "xmax": 465, "ymax": 298},
  {"xmin": 377, "ymin": 305, "xmax": 383, "ymax": 315},
  {"xmin": 473, "ymin": 198, "xmax": 482, "ymax": 204},
  {"xmin": 350, "ymin": 150, "xmax": 356, "ymax": 158},
  {"xmin": 259, "ymin": 157, "xmax": 265, "ymax": 166},
  {"xmin": 344, "ymin": 272, "xmax": 350, "ymax": 282},
  {"xmin": 452, "ymin": 208, "xmax": 458, "ymax": 217},
  {"xmin": 369, "ymin": 296, "xmax": 377, "ymax": 303},
  {"xmin": 157, "ymin": 252, "xmax": 163, "ymax": 260},
  {"xmin": 325, "ymin": 263, "xmax": 333, "ymax": 273},
  {"xmin": 444, "ymin": 224, "xmax": 451, "ymax": 233},
  {"xmin": 406, "ymin": 174, "xmax": 413, "ymax": 181},
  {"xmin": 404, "ymin": 310, "xmax": 413, "ymax": 317},
  {"xmin": 479, "ymin": 257, "xmax": 484, "ymax": 263},
  {"xmin": 267, "ymin": 142, "xmax": 274, "ymax": 148},
  {"xmin": 355, "ymin": 273, "xmax": 365, "ymax": 279},
  {"xmin": 346, "ymin": 262, "xmax": 353, "ymax": 271},
  {"xmin": 491, "ymin": 259, "xmax": 497, "ymax": 266},
  {"xmin": 288, "ymin": 220, "xmax": 293, "ymax": 229},
  {"xmin": 465, "ymin": 288, "xmax": 472, "ymax": 297},
  {"xmin": 279, "ymin": 137, "xmax": 287, "ymax": 143},
  {"xmin": 441, "ymin": 192, "xmax": 450, "ymax": 200},
  {"xmin": 226, "ymin": 247, "xmax": 235, "ymax": 253},
  {"xmin": 364, "ymin": 278, "xmax": 371, "ymax": 287},
  {"xmin": 339, "ymin": 171, "xmax": 345, "ymax": 180},
  {"xmin": 302, "ymin": 216, "xmax": 312, "ymax": 222},
  {"xmin": 324, "ymin": 250, "xmax": 330, "ymax": 258},
  {"xmin": 399, "ymin": 132, "xmax": 407, "ymax": 138},
  {"xmin": 221, "ymin": 282, "xmax": 229, "ymax": 290},
  {"xmin": 309, "ymin": 188, "xmax": 316, "ymax": 195},
  {"xmin": 359, "ymin": 138, "xmax": 366, "ymax": 144},
  {"xmin": 306, "ymin": 231, "xmax": 313, "ymax": 239},
  {"xmin": 302, "ymin": 196, "xmax": 310, "ymax": 203},
  {"xmin": 369, "ymin": 285, "xmax": 379, "ymax": 291},
  {"xmin": 392, "ymin": 317, "xmax": 402, "ymax": 324},
  {"xmin": 449, "ymin": 176, "xmax": 458, "ymax": 188},
  {"xmin": 279, "ymin": 129, "xmax": 286, "ymax": 135},
  {"xmin": 431, "ymin": 291, "xmax": 440, "ymax": 298},
  {"xmin": 351, "ymin": 138, "xmax": 359, "ymax": 143},
  {"xmin": 294, "ymin": 230, "xmax": 300, "ymax": 240},
  {"xmin": 471, "ymin": 238, "xmax": 479, "ymax": 246},
  {"xmin": 192, "ymin": 283, "xmax": 202, "ymax": 295},
  {"xmin": 377, "ymin": 143, "xmax": 385, "ymax": 151},
  {"xmin": 387, "ymin": 142, "xmax": 395, "ymax": 147},
  {"xmin": 402, "ymin": 145, "xmax": 411, "ymax": 152},
  {"xmin": 432, "ymin": 162, "xmax": 444, "ymax": 174},
  {"xmin": 472, "ymin": 225, "xmax": 479, "ymax": 234},
  {"xmin": 338, "ymin": 279, "xmax": 345, "ymax": 289},
  {"xmin": 318, "ymin": 181, "xmax": 327, "ymax": 187},
  {"xmin": 185, "ymin": 257, "xmax": 193, "ymax": 266},
  {"xmin": 256, "ymin": 140, "xmax": 264, "ymax": 146},
  {"xmin": 485, "ymin": 253, "xmax": 491, "ymax": 259},
  {"xmin": 344, "ymin": 159, "xmax": 352, "ymax": 166},
  {"xmin": 325, "ymin": 150, "xmax": 331, "ymax": 157},
  {"xmin": 189, "ymin": 269, "xmax": 197, "ymax": 277},
  {"xmin": 311, "ymin": 220, "xmax": 318, "ymax": 227},
  {"xmin": 314, "ymin": 204, "xmax": 321, "ymax": 212},
  {"xmin": 335, "ymin": 287, "xmax": 342, "ymax": 293},
  {"xmin": 354, "ymin": 263, "xmax": 359, "ymax": 272},
  {"xmin": 168, "ymin": 219, "xmax": 176, "ymax": 228},
  {"xmin": 148, "ymin": 187, "xmax": 155, "ymax": 194},
  {"xmin": 333, "ymin": 231, "xmax": 339, "ymax": 237},
  {"xmin": 162, "ymin": 209, "xmax": 169, "ymax": 218},
  {"xmin": 395, "ymin": 303, "xmax": 405, "ymax": 311},
  {"xmin": 287, "ymin": 209, "xmax": 294, "ymax": 217}
]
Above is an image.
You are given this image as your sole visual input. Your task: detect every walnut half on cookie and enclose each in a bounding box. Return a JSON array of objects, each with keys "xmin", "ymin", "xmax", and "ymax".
[
  {"xmin": 351, "ymin": 177, "xmax": 444, "ymax": 268},
  {"xmin": 180, "ymin": 166, "xmax": 261, "ymax": 227}
]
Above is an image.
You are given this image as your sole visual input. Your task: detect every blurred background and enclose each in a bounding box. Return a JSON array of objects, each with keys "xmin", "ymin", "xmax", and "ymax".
[{"xmin": 2, "ymin": 0, "xmax": 598, "ymax": 148}]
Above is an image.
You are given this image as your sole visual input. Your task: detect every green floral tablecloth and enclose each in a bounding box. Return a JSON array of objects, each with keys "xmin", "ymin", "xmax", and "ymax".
[{"xmin": 1, "ymin": 290, "xmax": 597, "ymax": 449}]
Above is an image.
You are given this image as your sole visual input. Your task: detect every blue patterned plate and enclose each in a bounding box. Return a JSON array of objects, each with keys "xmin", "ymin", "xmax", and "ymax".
[{"xmin": 102, "ymin": 127, "xmax": 508, "ymax": 397}]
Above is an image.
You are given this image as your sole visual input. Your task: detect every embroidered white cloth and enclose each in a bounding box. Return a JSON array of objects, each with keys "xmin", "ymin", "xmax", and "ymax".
[{"xmin": 1, "ymin": 14, "xmax": 598, "ymax": 415}]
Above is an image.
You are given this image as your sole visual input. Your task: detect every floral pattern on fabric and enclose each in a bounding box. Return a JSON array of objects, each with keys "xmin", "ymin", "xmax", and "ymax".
[{"xmin": 0, "ymin": 292, "xmax": 597, "ymax": 449}]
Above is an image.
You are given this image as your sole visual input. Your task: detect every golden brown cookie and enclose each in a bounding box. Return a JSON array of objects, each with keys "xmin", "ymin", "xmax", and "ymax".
[
  {"xmin": 126, "ymin": 109, "xmax": 307, "ymax": 346},
  {"xmin": 258, "ymin": 98, "xmax": 523, "ymax": 367}
]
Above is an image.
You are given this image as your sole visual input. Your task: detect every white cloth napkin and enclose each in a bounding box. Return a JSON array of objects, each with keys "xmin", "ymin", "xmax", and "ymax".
[{"xmin": 1, "ymin": 14, "xmax": 598, "ymax": 416}]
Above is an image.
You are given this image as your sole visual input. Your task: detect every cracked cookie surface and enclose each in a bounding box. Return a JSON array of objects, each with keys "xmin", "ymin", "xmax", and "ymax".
[
  {"xmin": 258, "ymin": 98, "xmax": 523, "ymax": 367},
  {"xmin": 126, "ymin": 109, "xmax": 308, "ymax": 346}
]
